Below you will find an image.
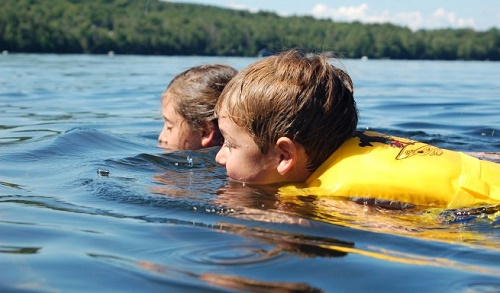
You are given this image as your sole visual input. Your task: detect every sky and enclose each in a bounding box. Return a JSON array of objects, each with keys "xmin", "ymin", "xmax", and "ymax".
[{"xmin": 166, "ymin": 0, "xmax": 499, "ymax": 31}]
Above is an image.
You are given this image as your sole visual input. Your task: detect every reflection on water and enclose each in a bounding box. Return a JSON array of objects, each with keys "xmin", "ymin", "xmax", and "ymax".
[
  {"xmin": 90, "ymin": 253, "xmax": 324, "ymax": 293},
  {"xmin": 0, "ymin": 246, "xmax": 40, "ymax": 254},
  {"xmin": 214, "ymin": 180, "xmax": 500, "ymax": 249}
]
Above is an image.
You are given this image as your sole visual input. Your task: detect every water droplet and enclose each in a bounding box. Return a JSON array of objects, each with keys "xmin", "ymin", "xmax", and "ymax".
[{"xmin": 186, "ymin": 156, "xmax": 193, "ymax": 167}]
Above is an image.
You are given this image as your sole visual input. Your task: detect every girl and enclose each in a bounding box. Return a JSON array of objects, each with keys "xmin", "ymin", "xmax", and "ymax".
[{"xmin": 158, "ymin": 64, "xmax": 237, "ymax": 150}]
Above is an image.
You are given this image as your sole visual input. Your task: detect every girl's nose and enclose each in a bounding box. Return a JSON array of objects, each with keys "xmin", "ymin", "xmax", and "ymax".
[{"xmin": 158, "ymin": 128, "xmax": 168, "ymax": 145}]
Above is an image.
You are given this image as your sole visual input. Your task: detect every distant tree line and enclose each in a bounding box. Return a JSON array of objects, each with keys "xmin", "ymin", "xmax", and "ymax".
[{"xmin": 1, "ymin": 0, "xmax": 499, "ymax": 60}]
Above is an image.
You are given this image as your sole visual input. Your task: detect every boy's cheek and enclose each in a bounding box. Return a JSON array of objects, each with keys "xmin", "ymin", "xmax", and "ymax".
[{"xmin": 225, "ymin": 162, "xmax": 240, "ymax": 178}]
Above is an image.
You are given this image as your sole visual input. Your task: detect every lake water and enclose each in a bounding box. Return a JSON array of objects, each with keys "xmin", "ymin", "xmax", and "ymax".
[{"xmin": 1, "ymin": 54, "xmax": 499, "ymax": 292}]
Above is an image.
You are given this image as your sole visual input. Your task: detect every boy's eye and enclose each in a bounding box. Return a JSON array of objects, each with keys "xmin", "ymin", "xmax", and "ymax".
[{"xmin": 222, "ymin": 141, "xmax": 234, "ymax": 149}]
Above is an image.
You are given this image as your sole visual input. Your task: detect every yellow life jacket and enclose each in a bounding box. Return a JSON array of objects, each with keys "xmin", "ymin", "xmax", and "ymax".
[{"xmin": 279, "ymin": 131, "xmax": 500, "ymax": 209}]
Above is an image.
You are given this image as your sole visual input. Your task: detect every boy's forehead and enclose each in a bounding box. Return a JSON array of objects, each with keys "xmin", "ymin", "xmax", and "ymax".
[
  {"xmin": 218, "ymin": 114, "xmax": 238, "ymax": 136},
  {"xmin": 217, "ymin": 114, "xmax": 230, "ymax": 131}
]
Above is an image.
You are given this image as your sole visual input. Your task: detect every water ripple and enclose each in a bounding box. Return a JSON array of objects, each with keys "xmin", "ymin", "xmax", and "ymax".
[{"xmin": 178, "ymin": 241, "xmax": 283, "ymax": 266}]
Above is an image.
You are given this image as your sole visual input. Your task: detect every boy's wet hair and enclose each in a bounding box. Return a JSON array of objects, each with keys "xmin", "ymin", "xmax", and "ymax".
[
  {"xmin": 216, "ymin": 49, "xmax": 358, "ymax": 171},
  {"xmin": 163, "ymin": 64, "xmax": 238, "ymax": 130}
]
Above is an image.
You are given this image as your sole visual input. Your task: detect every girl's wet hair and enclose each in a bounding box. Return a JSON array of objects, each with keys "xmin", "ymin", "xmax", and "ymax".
[
  {"xmin": 216, "ymin": 49, "xmax": 358, "ymax": 171},
  {"xmin": 163, "ymin": 64, "xmax": 238, "ymax": 130}
]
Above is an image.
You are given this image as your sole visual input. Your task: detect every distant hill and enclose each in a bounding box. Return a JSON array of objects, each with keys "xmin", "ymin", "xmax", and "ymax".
[{"xmin": 1, "ymin": 0, "xmax": 498, "ymax": 60}]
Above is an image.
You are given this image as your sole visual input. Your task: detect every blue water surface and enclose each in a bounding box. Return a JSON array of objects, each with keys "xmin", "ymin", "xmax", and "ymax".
[{"xmin": 1, "ymin": 54, "xmax": 499, "ymax": 292}]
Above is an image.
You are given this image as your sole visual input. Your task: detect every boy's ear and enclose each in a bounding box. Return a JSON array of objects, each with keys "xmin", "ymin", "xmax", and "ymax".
[
  {"xmin": 275, "ymin": 137, "xmax": 296, "ymax": 175},
  {"xmin": 200, "ymin": 121, "xmax": 221, "ymax": 147}
]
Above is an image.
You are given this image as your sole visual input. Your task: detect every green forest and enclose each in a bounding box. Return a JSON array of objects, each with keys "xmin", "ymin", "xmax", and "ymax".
[{"xmin": 1, "ymin": 0, "xmax": 499, "ymax": 60}]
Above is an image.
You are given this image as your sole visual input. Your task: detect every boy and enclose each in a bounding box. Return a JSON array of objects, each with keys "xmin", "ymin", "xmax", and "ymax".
[
  {"xmin": 158, "ymin": 64, "xmax": 237, "ymax": 150},
  {"xmin": 214, "ymin": 49, "xmax": 500, "ymax": 209}
]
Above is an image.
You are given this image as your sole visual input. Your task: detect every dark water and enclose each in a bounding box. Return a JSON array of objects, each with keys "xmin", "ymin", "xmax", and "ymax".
[{"xmin": 1, "ymin": 54, "xmax": 499, "ymax": 292}]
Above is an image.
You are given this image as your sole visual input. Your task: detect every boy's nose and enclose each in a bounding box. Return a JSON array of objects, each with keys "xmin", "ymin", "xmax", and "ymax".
[{"xmin": 215, "ymin": 148, "xmax": 226, "ymax": 166}]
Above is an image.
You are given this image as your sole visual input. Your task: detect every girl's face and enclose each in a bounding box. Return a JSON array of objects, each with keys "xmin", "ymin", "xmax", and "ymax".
[
  {"xmin": 158, "ymin": 95, "xmax": 203, "ymax": 150},
  {"xmin": 215, "ymin": 112, "xmax": 283, "ymax": 184}
]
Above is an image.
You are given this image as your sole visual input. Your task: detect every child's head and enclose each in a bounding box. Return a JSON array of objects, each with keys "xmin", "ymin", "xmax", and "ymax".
[
  {"xmin": 215, "ymin": 49, "xmax": 358, "ymax": 184},
  {"xmin": 159, "ymin": 64, "xmax": 237, "ymax": 150}
]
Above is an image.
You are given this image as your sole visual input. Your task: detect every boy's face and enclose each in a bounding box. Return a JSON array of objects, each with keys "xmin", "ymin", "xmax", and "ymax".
[
  {"xmin": 215, "ymin": 112, "xmax": 283, "ymax": 184},
  {"xmin": 158, "ymin": 95, "xmax": 203, "ymax": 150}
]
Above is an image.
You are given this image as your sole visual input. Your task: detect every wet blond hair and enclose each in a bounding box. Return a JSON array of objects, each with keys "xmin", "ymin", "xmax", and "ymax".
[
  {"xmin": 215, "ymin": 49, "xmax": 358, "ymax": 171},
  {"xmin": 163, "ymin": 64, "xmax": 238, "ymax": 130}
]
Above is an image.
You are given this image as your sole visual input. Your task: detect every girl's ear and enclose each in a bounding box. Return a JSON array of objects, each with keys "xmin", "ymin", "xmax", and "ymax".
[
  {"xmin": 200, "ymin": 121, "xmax": 222, "ymax": 147},
  {"xmin": 275, "ymin": 137, "xmax": 296, "ymax": 175}
]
